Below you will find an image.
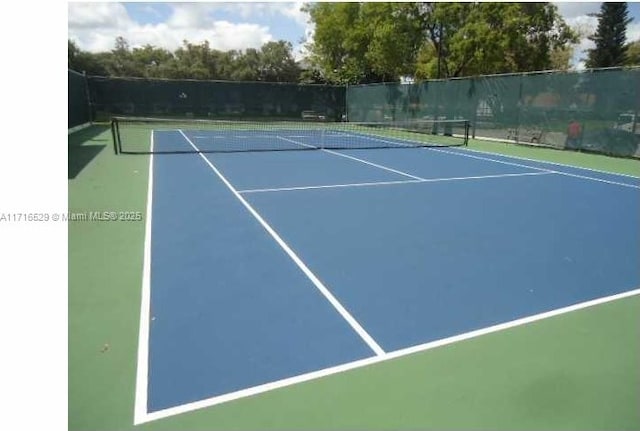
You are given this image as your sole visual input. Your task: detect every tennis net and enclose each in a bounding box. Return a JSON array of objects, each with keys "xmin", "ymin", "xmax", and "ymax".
[{"xmin": 112, "ymin": 116, "xmax": 469, "ymax": 154}]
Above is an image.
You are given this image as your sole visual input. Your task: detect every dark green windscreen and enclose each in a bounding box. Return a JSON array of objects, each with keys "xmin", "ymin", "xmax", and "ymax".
[
  {"xmin": 88, "ymin": 76, "xmax": 346, "ymax": 122},
  {"xmin": 347, "ymin": 68, "xmax": 640, "ymax": 158},
  {"xmin": 68, "ymin": 69, "xmax": 91, "ymax": 128}
]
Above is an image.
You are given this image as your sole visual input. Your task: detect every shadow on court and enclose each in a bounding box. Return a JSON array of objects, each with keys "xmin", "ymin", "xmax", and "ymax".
[{"xmin": 68, "ymin": 125, "xmax": 109, "ymax": 179}]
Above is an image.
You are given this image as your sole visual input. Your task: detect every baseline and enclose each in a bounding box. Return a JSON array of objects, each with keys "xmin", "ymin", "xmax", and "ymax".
[{"xmin": 138, "ymin": 286, "xmax": 640, "ymax": 424}]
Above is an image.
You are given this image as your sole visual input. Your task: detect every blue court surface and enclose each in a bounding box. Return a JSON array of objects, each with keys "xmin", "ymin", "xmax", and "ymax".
[{"xmin": 136, "ymin": 128, "xmax": 640, "ymax": 422}]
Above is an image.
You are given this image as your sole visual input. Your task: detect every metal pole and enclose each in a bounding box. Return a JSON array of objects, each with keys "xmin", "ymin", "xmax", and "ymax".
[
  {"xmin": 82, "ymin": 70, "xmax": 93, "ymax": 124},
  {"xmin": 437, "ymin": 22, "xmax": 443, "ymax": 79}
]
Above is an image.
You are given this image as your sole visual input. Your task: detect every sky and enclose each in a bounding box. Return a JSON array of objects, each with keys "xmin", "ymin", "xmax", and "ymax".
[
  {"xmin": 67, "ymin": 2, "xmax": 640, "ymax": 70},
  {"xmin": 68, "ymin": 2, "xmax": 312, "ymax": 58}
]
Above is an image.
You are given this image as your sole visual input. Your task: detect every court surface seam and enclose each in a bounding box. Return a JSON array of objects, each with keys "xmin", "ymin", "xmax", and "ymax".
[{"xmin": 177, "ymin": 130, "xmax": 385, "ymax": 354}]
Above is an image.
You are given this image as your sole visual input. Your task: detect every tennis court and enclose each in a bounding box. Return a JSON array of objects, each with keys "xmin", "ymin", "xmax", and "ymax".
[{"xmin": 115, "ymin": 118, "xmax": 640, "ymax": 424}]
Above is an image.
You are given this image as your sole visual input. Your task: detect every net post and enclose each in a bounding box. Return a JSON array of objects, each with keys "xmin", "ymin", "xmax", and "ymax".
[
  {"xmin": 464, "ymin": 120, "xmax": 470, "ymax": 146},
  {"xmin": 111, "ymin": 118, "xmax": 118, "ymax": 154},
  {"xmin": 117, "ymin": 118, "xmax": 123, "ymax": 154},
  {"xmin": 111, "ymin": 117, "xmax": 123, "ymax": 154}
]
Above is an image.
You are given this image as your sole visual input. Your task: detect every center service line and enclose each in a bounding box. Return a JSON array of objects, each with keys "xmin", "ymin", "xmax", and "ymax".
[
  {"xmin": 277, "ymin": 135, "xmax": 426, "ymax": 181},
  {"xmin": 177, "ymin": 130, "xmax": 386, "ymax": 357}
]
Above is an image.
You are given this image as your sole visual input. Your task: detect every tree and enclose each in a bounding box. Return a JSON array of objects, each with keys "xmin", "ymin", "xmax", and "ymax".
[
  {"xmin": 231, "ymin": 49, "xmax": 261, "ymax": 81},
  {"xmin": 173, "ymin": 40, "xmax": 214, "ymax": 79},
  {"xmin": 68, "ymin": 40, "xmax": 80, "ymax": 68},
  {"xmin": 625, "ymin": 40, "xmax": 640, "ymax": 65},
  {"xmin": 131, "ymin": 45, "xmax": 174, "ymax": 78},
  {"xmin": 298, "ymin": 68, "xmax": 331, "ymax": 84},
  {"xmin": 550, "ymin": 22, "xmax": 592, "ymax": 71},
  {"xmin": 360, "ymin": 3, "xmax": 426, "ymax": 79},
  {"xmin": 106, "ymin": 36, "xmax": 146, "ymax": 77},
  {"xmin": 549, "ymin": 46, "xmax": 574, "ymax": 71},
  {"xmin": 68, "ymin": 39, "xmax": 110, "ymax": 76},
  {"xmin": 259, "ymin": 41, "xmax": 300, "ymax": 82},
  {"xmin": 415, "ymin": 3, "xmax": 576, "ymax": 79},
  {"xmin": 303, "ymin": 2, "xmax": 371, "ymax": 84},
  {"xmin": 303, "ymin": 2, "xmax": 425, "ymax": 83},
  {"xmin": 305, "ymin": 2, "xmax": 576, "ymax": 83},
  {"xmin": 585, "ymin": 3, "xmax": 632, "ymax": 68}
]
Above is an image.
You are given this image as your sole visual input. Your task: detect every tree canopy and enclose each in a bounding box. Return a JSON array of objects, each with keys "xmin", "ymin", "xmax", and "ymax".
[
  {"xmin": 586, "ymin": 2, "xmax": 633, "ymax": 68},
  {"xmin": 68, "ymin": 38, "xmax": 302, "ymax": 83},
  {"xmin": 305, "ymin": 2, "xmax": 577, "ymax": 82},
  {"xmin": 303, "ymin": 2, "xmax": 426, "ymax": 83},
  {"xmin": 625, "ymin": 39, "xmax": 640, "ymax": 66},
  {"xmin": 71, "ymin": 2, "xmax": 616, "ymax": 85}
]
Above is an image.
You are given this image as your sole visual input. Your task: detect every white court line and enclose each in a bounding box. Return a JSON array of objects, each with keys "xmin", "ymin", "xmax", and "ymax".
[
  {"xmin": 277, "ymin": 135, "xmax": 425, "ymax": 180},
  {"xmin": 134, "ymin": 130, "xmax": 638, "ymax": 424},
  {"xmin": 322, "ymin": 149, "xmax": 427, "ymax": 181},
  {"xmin": 133, "ymin": 131, "xmax": 154, "ymax": 425},
  {"xmin": 137, "ymin": 287, "xmax": 640, "ymax": 424},
  {"xmin": 276, "ymin": 135, "xmax": 317, "ymax": 149},
  {"xmin": 430, "ymin": 147, "xmax": 640, "ymax": 190},
  {"xmin": 458, "ymin": 145, "xmax": 640, "ymax": 180},
  {"xmin": 239, "ymin": 179, "xmax": 423, "ymax": 193},
  {"xmin": 237, "ymin": 172, "xmax": 553, "ymax": 194},
  {"xmin": 333, "ymin": 132, "xmax": 639, "ymax": 189},
  {"xmin": 192, "ymin": 134, "xmax": 279, "ymax": 139},
  {"xmin": 540, "ymin": 168, "xmax": 640, "ymax": 189},
  {"xmin": 330, "ymin": 131, "xmax": 417, "ymax": 147},
  {"xmin": 178, "ymin": 130, "xmax": 385, "ymax": 352}
]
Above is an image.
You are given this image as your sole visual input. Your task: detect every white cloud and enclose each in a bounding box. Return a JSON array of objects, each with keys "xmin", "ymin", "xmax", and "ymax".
[
  {"xmin": 553, "ymin": 3, "xmax": 601, "ymax": 70},
  {"xmin": 627, "ymin": 21, "xmax": 640, "ymax": 43},
  {"xmin": 553, "ymin": 2, "xmax": 601, "ymax": 20},
  {"xmin": 68, "ymin": 2, "xmax": 132, "ymax": 30},
  {"xmin": 203, "ymin": 1, "xmax": 312, "ymax": 59},
  {"xmin": 556, "ymin": 3, "xmax": 640, "ymax": 70},
  {"xmin": 68, "ymin": 2, "xmax": 274, "ymax": 53},
  {"xmin": 279, "ymin": 1, "xmax": 309, "ymax": 28},
  {"xmin": 561, "ymin": 14, "xmax": 597, "ymax": 70},
  {"xmin": 280, "ymin": 2, "xmax": 314, "ymax": 61},
  {"xmin": 209, "ymin": 21, "xmax": 273, "ymax": 51},
  {"xmin": 293, "ymin": 22, "xmax": 315, "ymax": 61},
  {"xmin": 564, "ymin": 14, "xmax": 598, "ymax": 37},
  {"xmin": 212, "ymin": 2, "xmax": 308, "ymax": 26},
  {"xmin": 166, "ymin": 3, "xmax": 214, "ymax": 28}
]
